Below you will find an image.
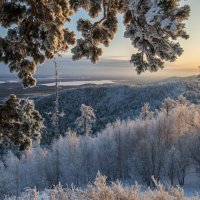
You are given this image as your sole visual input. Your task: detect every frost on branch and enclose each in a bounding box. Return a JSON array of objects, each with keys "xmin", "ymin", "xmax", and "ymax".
[
  {"xmin": 0, "ymin": 95, "xmax": 44, "ymax": 153},
  {"xmin": 71, "ymin": 0, "xmax": 190, "ymax": 71},
  {"xmin": 0, "ymin": 0, "xmax": 190, "ymax": 86},
  {"xmin": 0, "ymin": 0, "xmax": 75, "ymax": 87},
  {"xmin": 75, "ymin": 104, "xmax": 96, "ymax": 135},
  {"xmin": 124, "ymin": 0, "xmax": 190, "ymax": 73},
  {"xmin": 140, "ymin": 103, "xmax": 153, "ymax": 120},
  {"xmin": 71, "ymin": 1, "xmax": 120, "ymax": 63}
]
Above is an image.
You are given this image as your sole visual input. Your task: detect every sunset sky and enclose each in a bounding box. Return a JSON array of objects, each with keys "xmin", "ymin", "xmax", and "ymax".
[
  {"xmin": 1, "ymin": 0, "xmax": 200, "ymax": 79},
  {"xmin": 52, "ymin": 0, "xmax": 200, "ymax": 78},
  {"xmin": 88, "ymin": 0, "xmax": 200, "ymax": 77},
  {"xmin": 111, "ymin": 0, "xmax": 200, "ymax": 75}
]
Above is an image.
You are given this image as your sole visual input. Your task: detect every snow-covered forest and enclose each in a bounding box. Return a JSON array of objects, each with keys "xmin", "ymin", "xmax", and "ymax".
[
  {"xmin": 35, "ymin": 80, "xmax": 200, "ymax": 144},
  {"xmin": 1, "ymin": 0, "xmax": 199, "ymax": 199},
  {"xmin": 36, "ymin": 81, "xmax": 185, "ymax": 144},
  {"xmin": 1, "ymin": 92, "xmax": 200, "ymax": 198}
]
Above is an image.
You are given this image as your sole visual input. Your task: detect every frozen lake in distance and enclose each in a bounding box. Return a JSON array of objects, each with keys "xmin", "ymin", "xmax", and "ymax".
[{"xmin": 40, "ymin": 80, "xmax": 115, "ymax": 87}]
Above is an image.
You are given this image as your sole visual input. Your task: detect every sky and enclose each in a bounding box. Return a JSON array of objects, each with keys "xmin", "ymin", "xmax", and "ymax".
[
  {"xmin": 64, "ymin": 0, "xmax": 200, "ymax": 78},
  {"xmin": 1, "ymin": 0, "xmax": 200, "ymax": 80},
  {"xmin": 101, "ymin": 0, "xmax": 200, "ymax": 77}
]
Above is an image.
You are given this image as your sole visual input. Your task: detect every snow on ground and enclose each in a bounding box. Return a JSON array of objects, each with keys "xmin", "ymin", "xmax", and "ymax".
[{"xmin": 183, "ymin": 172, "xmax": 200, "ymax": 197}]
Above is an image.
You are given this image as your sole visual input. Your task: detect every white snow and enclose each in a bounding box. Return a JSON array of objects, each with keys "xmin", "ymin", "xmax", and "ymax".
[{"xmin": 145, "ymin": 4, "xmax": 162, "ymax": 25}]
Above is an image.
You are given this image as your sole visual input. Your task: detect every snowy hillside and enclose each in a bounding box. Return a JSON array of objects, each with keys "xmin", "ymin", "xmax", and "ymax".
[
  {"xmin": 1, "ymin": 80, "xmax": 200, "ymax": 199},
  {"xmin": 35, "ymin": 80, "xmax": 191, "ymax": 144}
]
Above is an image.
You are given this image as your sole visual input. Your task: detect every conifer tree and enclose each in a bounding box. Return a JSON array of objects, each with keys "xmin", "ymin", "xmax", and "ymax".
[
  {"xmin": 75, "ymin": 104, "xmax": 96, "ymax": 135},
  {"xmin": 0, "ymin": 0, "xmax": 75, "ymax": 87},
  {"xmin": 0, "ymin": 0, "xmax": 190, "ymax": 87},
  {"xmin": 0, "ymin": 95, "xmax": 44, "ymax": 153}
]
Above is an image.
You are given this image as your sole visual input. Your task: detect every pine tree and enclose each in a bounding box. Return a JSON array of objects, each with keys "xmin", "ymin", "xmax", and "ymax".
[
  {"xmin": 0, "ymin": 0, "xmax": 75, "ymax": 87},
  {"xmin": 75, "ymin": 104, "xmax": 96, "ymax": 135},
  {"xmin": 0, "ymin": 95, "xmax": 44, "ymax": 153},
  {"xmin": 0, "ymin": 0, "xmax": 190, "ymax": 87},
  {"xmin": 125, "ymin": 0, "xmax": 190, "ymax": 73}
]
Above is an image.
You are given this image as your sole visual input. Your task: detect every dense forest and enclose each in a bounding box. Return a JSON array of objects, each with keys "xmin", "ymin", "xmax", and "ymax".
[
  {"xmin": 1, "ymin": 85, "xmax": 200, "ymax": 197},
  {"xmin": 35, "ymin": 81, "xmax": 185, "ymax": 144},
  {"xmin": 35, "ymin": 79, "xmax": 200, "ymax": 145}
]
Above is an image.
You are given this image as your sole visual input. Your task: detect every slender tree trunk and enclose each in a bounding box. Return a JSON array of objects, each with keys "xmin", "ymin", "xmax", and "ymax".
[{"xmin": 54, "ymin": 57, "xmax": 60, "ymax": 138}]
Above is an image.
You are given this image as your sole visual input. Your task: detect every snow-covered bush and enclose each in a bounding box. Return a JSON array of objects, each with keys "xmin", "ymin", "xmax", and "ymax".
[{"xmin": 4, "ymin": 174, "xmax": 199, "ymax": 200}]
